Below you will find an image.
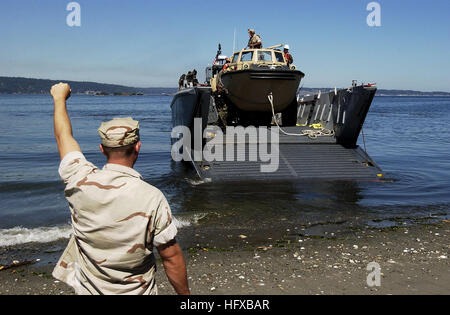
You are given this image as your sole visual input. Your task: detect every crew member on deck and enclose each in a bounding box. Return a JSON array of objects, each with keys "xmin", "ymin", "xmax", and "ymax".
[
  {"xmin": 186, "ymin": 71, "xmax": 193, "ymax": 87},
  {"xmin": 192, "ymin": 70, "xmax": 199, "ymax": 86},
  {"xmin": 247, "ymin": 29, "xmax": 262, "ymax": 49},
  {"xmin": 283, "ymin": 45, "xmax": 293, "ymax": 67},
  {"xmin": 222, "ymin": 58, "xmax": 231, "ymax": 71},
  {"xmin": 178, "ymin": 74, "xmax": 186, "ymax": 89}
]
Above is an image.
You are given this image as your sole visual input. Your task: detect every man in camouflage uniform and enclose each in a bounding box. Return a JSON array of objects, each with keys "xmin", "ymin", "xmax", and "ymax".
[
  {"xmin": 178, "ymin": 74, "xmax": 186, "ymax": 89},
  {"xmin": 192, "ymin": 69, "xmax": 199, "ymax": 86},
  {"xmin": 50, "ymin": 83, "xmax": 190, "ymax": 295},
  {"xmin": 247, "ymin": 28, "xmax": 262, "ymax": 49}
]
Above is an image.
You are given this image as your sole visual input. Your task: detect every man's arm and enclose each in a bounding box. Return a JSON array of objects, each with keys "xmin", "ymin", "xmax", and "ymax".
[
  {"xmin": 51, "ymin": 83, "xmax": 81, "ymax": 160},
  {"xmin": 248, "ymin": 35, "xmax": 262, "ymax": 48},
  {"xmin": 157, "ymin": 239, "xmax": 190, "ymax": 295},
  {"xmin": 248, "ymin": 40, "xmax": 257, "ymax": 48}
]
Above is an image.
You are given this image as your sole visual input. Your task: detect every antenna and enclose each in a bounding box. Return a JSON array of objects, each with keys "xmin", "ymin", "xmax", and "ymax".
[{"xmin": 232, "ymin": 27, "xmax": 236, "ymax": 54}]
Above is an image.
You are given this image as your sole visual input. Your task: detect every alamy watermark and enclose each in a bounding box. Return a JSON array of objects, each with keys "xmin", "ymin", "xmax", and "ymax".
[
  {"xmin": 171, "ymin": 119, "xmax": 280, "ymax": 173},
  {"xmin": 64, "ymin": 2, "xmax": 380, "ymax": 28},
  {"xmin": 66, "ymin": 2, "xmax": 81, "ymax": 27},
  {"xmin": 367, "ymin": 2, "xmax": 381, "ymax": 27},
  {"xmin": 366, "ymin": 262, "xmax": 381, "ymax": 287}
]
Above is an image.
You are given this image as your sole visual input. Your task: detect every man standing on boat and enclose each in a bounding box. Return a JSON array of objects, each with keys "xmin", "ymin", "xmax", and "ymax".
[
  {"xmin": 283, "ymin": 44, "xmax": 293, "ymax": 67},
  {"xmin": 178, "ymin": 74, "xmax": 186, "ymax": 89},
  {"xmin": 247, "ymin": 29, "xmax": 262, "ymax": 49},
  {"xmin": 50, "ymin": 83, "xmax": 190, "ymax": 295}
]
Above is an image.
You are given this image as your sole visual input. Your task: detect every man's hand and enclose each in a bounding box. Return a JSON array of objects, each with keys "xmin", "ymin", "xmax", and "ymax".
[
  {"xmin": 51, "ymin": 83, "xmax": 81, "ymax": 159},
  {"xmin": 51, "ymin": 83, "xmax": 71, "ymax": 103}
]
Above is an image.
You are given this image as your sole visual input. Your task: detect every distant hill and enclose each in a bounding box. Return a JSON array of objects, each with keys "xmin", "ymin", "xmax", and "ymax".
[
  {"xmin": 375, "ymin": 89, "xmax": 450, "ymax": 97},
  {"xmin": 299, "ymin": 87, "xmax": 450, "ymax": 97},
  {"xmin": 0, "ymin": 76, "xmax": 449, "ymax": 97},
  {"xmin": 0, "ymin": 77, "xmax": 177, "ymax": 95}
]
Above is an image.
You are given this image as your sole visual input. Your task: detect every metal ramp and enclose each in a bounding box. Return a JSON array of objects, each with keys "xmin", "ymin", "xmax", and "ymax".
[{"xmin": 192, "ymin": 127, "xmax": 384, "ymax": 182}]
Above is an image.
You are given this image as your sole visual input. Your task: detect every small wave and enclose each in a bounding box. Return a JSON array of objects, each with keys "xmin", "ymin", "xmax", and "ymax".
[
  {"xmin": 185, "ymin": 178, "xmax": 212, "ymax": 186},
  {"xmin": 0, "ymin": 225, "xmax": 72, "ymax": 247},
  {"xmin": 0, "ymin": 216, "xmax": 199, "ymax": 247},
  {"xmin": 173, "ymin": 213, "xmax": 209, "ymax": 228},
  {"xmin": 173, "ymin": 217, "xmax": 191, "ymax": 228}
]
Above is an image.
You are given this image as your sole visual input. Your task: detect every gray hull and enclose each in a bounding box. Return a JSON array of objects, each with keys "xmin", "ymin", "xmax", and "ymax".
[
  {"xmin": 170, "ymin": 87, "xmax": 213, "ymax": 152},
  {"xmin": 170, "ymin": 87, "xmax": 212, "ymax": 128},
  {"xmin": 170, "ymin": 88, "xmax": 198, "ymax": 132},
  {"xmin": 297, "ymin": 85, "xmax": 377, "ymax": 148}
]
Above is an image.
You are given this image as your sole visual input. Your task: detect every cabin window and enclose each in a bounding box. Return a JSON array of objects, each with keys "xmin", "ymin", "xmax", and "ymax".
[
  {"xmin": 257, "ymin": 51, "xmax": 272, "ymax": 62},
  {"xmin": 240, "ymin": 51, "xmax": 253, "ymax": 62},
  {"xmin": 231, "ymin": 53, "xmax": 239, "ymax": 63},
  {"xmin": 275, "ymin": 52, "xmax": 285, "ymax": 63}
]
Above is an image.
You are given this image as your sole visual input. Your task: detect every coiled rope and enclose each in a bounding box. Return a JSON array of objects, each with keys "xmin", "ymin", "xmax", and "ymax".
[{"xmin": 268, "ymin": 93, "xmax": 334, "ymax": 139}]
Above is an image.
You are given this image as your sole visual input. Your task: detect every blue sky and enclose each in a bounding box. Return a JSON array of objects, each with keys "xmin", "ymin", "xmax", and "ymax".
[{"xmin": 1, "ymin": 0, "xmax": 449, "ymax": 91}]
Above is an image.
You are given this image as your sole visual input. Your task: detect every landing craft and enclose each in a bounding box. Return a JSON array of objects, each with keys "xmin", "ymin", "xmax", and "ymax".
[{"xmin": 171, "ymin": 43, "xmax": 384, "ymax": 182}]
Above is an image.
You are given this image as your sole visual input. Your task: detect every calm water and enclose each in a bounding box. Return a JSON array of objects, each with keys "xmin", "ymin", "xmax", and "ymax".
[{"xmin": 0, "ymin": 94, "xmax": 449, "ymax": 246}]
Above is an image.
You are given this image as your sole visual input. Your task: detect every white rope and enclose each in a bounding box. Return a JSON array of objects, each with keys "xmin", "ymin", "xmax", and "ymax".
[
  {"xmin": 267, "ymin": 93, "xmax": 335, "ymax": 139},
  {"xmin": 300, "ymin": 128, "xmax": 334, "ymax": 139}
]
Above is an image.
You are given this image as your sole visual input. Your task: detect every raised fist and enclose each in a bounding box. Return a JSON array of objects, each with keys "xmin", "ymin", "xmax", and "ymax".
[{"xmin": 50, "ymin": 83, "xmax": 71, "ymax": 102}]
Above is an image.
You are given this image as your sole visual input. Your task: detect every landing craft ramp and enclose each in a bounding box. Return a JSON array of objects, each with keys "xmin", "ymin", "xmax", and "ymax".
[
  {"xmin": 192, "ymin": 127, "xmax": 384, "ymax": 182},
  {"xmin": 172, "ymin": 84, "xmax": 384, "ymax": 183}
]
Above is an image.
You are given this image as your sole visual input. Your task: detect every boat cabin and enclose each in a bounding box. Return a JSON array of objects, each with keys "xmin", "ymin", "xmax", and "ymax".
[{"xmin": 227, "ymin": 48, "xmax": 296, "ymax": 71}]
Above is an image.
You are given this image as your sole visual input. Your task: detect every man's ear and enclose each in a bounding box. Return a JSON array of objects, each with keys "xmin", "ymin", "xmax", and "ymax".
[
  {"xmin": 99, "ymin": 144, "xmax": 106, "ymax": 156},
  {"xmin": 135, "ymin": 141, "xmax": 142, "ymax": 154}
]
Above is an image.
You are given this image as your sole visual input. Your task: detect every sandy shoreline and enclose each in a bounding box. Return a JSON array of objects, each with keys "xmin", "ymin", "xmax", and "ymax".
[{"xmin": 0, "ymin": 222, "xmax": 448, "ymax": 295}]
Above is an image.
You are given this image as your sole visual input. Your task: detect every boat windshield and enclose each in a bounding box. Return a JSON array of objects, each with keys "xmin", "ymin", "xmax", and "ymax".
[
  {"xmin": 240, "ymin": 51, "xmax": 253, "ymax": 62},
  {"xmin": 257, "ymin": 51, "xmax": 272, "ymax": 62},
  {"xmin": 231, "ymin": 53, "xmax": 239, "ymax": 63},
  {"xmin": 275, "ymin": 51, "xmax": 285, "ymax": 63}
]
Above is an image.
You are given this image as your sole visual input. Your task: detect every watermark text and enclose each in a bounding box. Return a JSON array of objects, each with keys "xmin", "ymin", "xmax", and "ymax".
[
  {"xmin": 367, "ymin": 2, "xmax": 381, "ymax": 27},
  {"xmin": 66, "ymin": 2, "xmax": 81, "ymax": 27}
]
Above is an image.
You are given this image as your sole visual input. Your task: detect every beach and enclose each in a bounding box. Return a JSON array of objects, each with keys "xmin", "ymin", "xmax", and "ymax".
[{"xmin": 1, "ymin": 221, "xmax": 448, "ymax": 295}]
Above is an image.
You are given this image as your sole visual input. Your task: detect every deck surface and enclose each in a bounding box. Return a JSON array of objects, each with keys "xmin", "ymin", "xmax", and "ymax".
[
  {"xmin": 193, "ymin": 126, "xmax": 383, "ymax": 182},
  {"xmin": 204, "ymin": 126, "xmax": 337, "ymax": 144}
]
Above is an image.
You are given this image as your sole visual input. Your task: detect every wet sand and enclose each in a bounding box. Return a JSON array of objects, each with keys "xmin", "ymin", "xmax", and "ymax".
[{"xmin": 0, "ymin": 222, "xmax": 448, "ymax": 295}]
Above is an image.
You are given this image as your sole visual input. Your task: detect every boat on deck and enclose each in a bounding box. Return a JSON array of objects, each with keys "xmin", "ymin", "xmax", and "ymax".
[
  {"xmin": 170, "ymin": 43, "xmax": 384, "ymax": 182},
  {"xmin": 217, "ymin": 46, "xmax": 304, "ymax": 113},
  {"xmin": 205, "ymin": 44, "xmax": 304, "ymax": 126}
]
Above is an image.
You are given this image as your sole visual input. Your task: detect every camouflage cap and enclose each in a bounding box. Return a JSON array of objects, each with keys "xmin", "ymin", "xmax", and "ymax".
[
  {"xmin": 248, "ymin": 28, "xmax": 255, "ymax": 33},
  {"xmin": 98, "ymin": 117, "xmax": 140, "ymax": 148}
]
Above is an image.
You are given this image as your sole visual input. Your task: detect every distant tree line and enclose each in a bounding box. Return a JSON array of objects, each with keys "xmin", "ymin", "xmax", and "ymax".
[
  {"xmin": 0, "ymin": 76, "xmax": 448, "ymax": 97},
  {"xmin": 0, "ymin": 77, "xmax": 177, "ymax": 95}
]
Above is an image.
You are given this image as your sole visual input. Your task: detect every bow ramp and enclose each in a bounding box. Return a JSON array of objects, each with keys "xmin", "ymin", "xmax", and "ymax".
[{"xmin": 192, "ymin": 126, "xmax": 384, "ymax": 182}]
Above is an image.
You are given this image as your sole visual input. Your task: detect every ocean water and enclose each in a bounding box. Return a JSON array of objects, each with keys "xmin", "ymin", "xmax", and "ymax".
[{"xmin": 0, "ymin": 94, "xmax": 449, "ymax": 246}]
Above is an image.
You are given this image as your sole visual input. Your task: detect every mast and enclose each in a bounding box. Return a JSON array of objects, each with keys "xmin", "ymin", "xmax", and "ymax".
[{"xmin": 232, "ymin": 27, "xmax": 236, "ymax": 55}]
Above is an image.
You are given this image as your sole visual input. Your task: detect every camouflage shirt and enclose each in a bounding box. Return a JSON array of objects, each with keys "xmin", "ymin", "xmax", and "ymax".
[
  {"xmin": 52, "ymin": 151, "xmax": 177, "ymax": 295},
  {"xmin": 248, "ymin": 34, "xmax": 262, "ymax": 48}
]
